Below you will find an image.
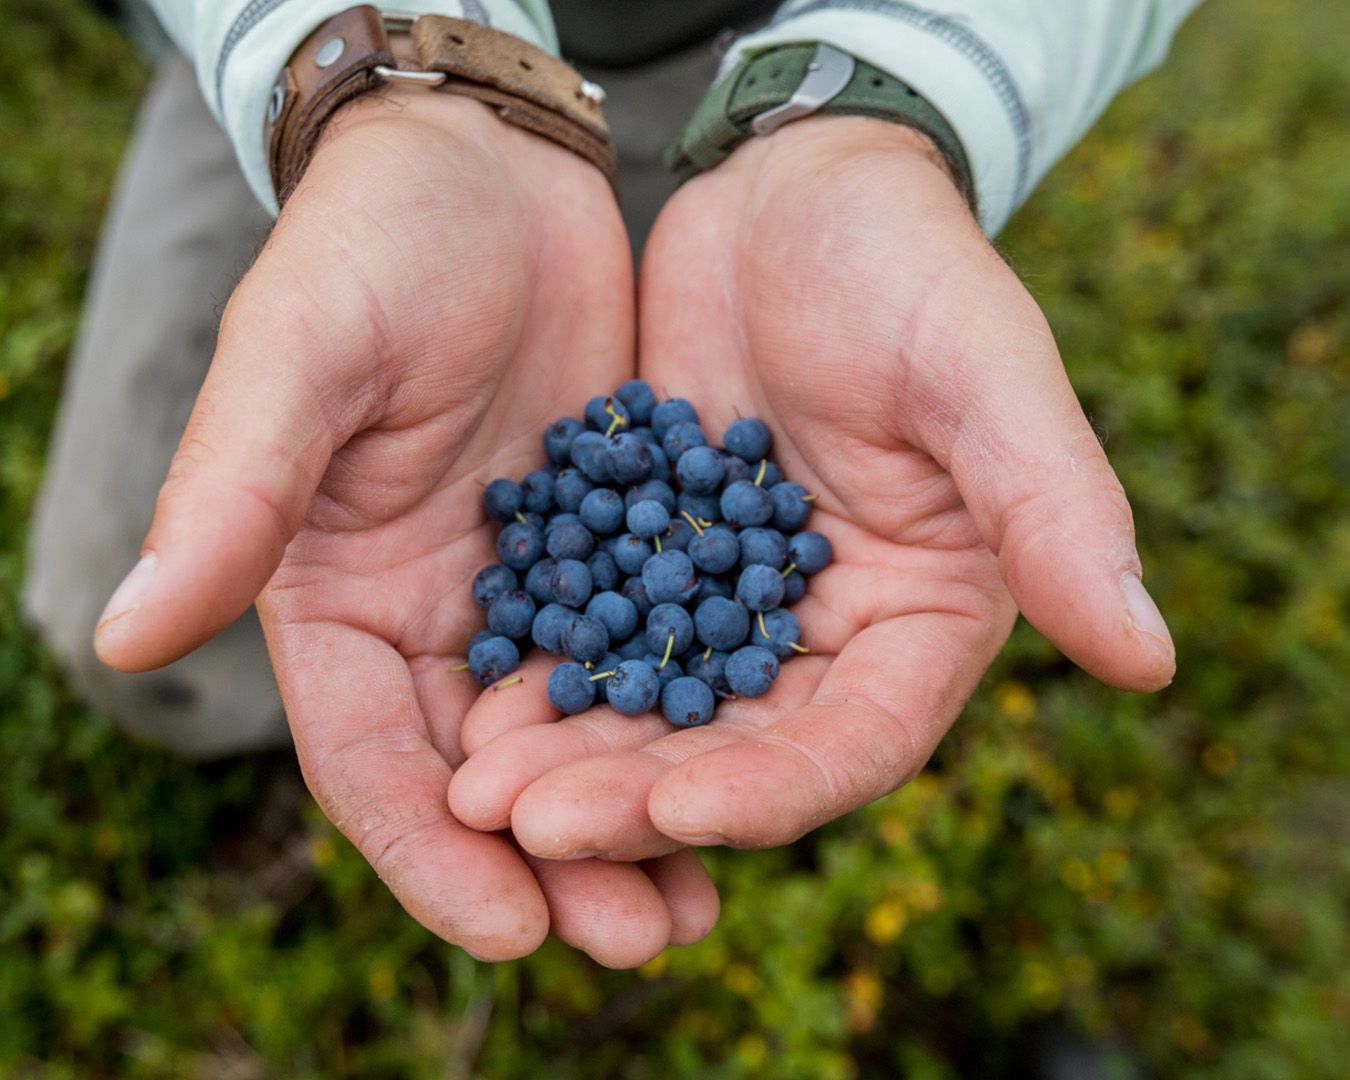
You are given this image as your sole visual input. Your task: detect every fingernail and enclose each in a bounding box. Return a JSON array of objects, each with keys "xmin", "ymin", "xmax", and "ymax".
[
  {"xmin": 96, "ymin": 553, "xmax": 158, "ymax": 632},
  {"xmin": 1121, "ymin": 573, "xmax": 1174, "ymax": 660}
]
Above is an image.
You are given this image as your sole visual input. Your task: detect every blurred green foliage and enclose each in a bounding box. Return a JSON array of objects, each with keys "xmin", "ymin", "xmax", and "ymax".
[{"xmin": 1, "ymin": 0, "xmax": 1347, "ymax": 1076}]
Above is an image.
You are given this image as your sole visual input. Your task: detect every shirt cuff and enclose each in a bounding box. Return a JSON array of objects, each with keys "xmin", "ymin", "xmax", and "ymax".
[
  {"xmin": 205, "ymin": 1, "xmax": 557, "ymax": 215},
  {"xmin": 724, "ymin": 10, "xmax": 1028, "ymax": 235}
]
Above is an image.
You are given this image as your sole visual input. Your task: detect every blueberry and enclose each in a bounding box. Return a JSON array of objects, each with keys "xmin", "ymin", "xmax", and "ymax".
[
  {"xmin": 652, "ymin": 397, "xmax": 699, "ymax": 439},
  {"xmin": 579, "ymin": 487, "xmax": 626, "ymax": 535},
  {"xmin": 544, "ymin": 417, "xmax": 585, "ymax": 465},
  {"xmin": 524, "ymin": 558, "xmax": 556, "ymax": 605},
  {"xmin": 689, "ymin": 527, "xmax": 739, "ymax": 575},
  {"xmin": 662, "ymin": 420, "xmax": 707, "ymax": 462},
  {"xmin": 614, "ymin": 635, "xmax": 650, "ymax": 660},
  {"xmin": 626, "ymin": 480, "xmax": 677, "ymax": 514},
  {"xmin": 562, "ymin": 614, "xmax": 610, "ymax": 664},
  {"xmin": 630, "ymin": 425, "xmax": 660, "ymax": 446},
  {"xmin": 641, "ymin": 655, "xmax": 684, "ymax": 687},
  {"xmin": 585, "ymin": 394, "xmax": 630, "ymax": 433},
  {"xmin": 758, "ymin": 608, "xmax": 802, "ymax": 659},
  {"xmin": 614, "ymin": 534, "xmax": 655, "ymax": 576},
  {"xmin": 621, "ymin": 576, "xmax": 654, "ymax": 618},
  {"xmin": 483, "ymin": 478, "xmax": 524, "ymax": 523},
  {"xmin": 693, "ymin": 575, "xmax": 733, "ymax": 603},
  {"xmin": 587, "ymin": 550, "xmax": 620, "ymax": 593},
  {"xmin": 531, "ymin": 603, "xmax": 572, "ymax": 654},
  {"xmin": 627, "ymin": 499, "xmax": 670, "ymax": 539},
  {"xmin": 605, "ymin": 660, "xmax": 661, "ymax": 716},
  {"xmin": 605, "ymin": 432, "xmax": 654, "ymax": 485},
  {"xmin": 739, "ymin": 527, "xmax": 788, "ymax": 570},
  {"xmin": 723, "ymin": 417, "xmax": 773, "ymax": 463},
  {"xmin": 646, "ymin": 603, "xmax": 695, "ymax": 656},
  {"xmin": 586, "ymin": 590, "xmax": 639, "ymax": 641},
  {"xmin": 770, "ymin": 482, "xmax": 813, "ymax": 532},
  {"xmin": 736, "ymin": 564, "xmax": 786, "ymax": 612},
  {"xmin": 720, "ymin": 480, "xmax": 774, "ymax": 528},
  {"xmin": 677, "ymin": 491, "xmax": 721, "ymax": 525},
  {"xmin": 725, "ymin": 645, "xmax": 780, "ymax": 698},
  {"xmin": 553, "ymin": 468, "xmax": 593, "ymax": 513},
  {"xmin": 590, "ymin": 652, "xmax": 625, "ymax": 702},
  {"xmin": 782, "ymin": 569, "xmax": 808, "ymax": 605},
  {"xmin": 694, "ymin": 596, "xmax": 751, "ymax": 651},
  {"xmin": 547, "ymin": 662, "xmax": 597, "ymax": 715},
  {"xmin": 788, "ymin": 531, "xmax": 834, "ymax": 575},
  {"xmin": 570, "ymin": 430, "xmax": 612, "ymax": 482},
  {"xmin": 685, "ymin": 649, "xmax": 730, "ymax": 692},
  {"xmin": 473, "ymin": 564, "xmax": 517, "ymax": 609},
  {"xmin": 468, "ymin": 635, "xmax": 519, "ymax": 686},
  {"xmin": 661, "ymin": 677, "xmax": 716, "ymax": 728},
  {"xmin": 468, "ymin": 628, "xmax": 494, "ymax": 654},
  {"xmin": 520, "ymin": 470, "xmax": 556, "ymax": 514},
  {"xmin": 546, "ymin": 511, "xmax": 583, "ymax": 534},
  {"xmin": 675, "ymin": 445, "xmax": 726, "ymax": 495},
  {"xmin": 496, "ymin": 521, "xmax": 546, "ymax": 570},
  {"xmin": 758, "ymin": 461, "xmax": 785, "ymax": 488},
  {"xmin": 647, "ymin": 444, "xmax": 671, "ymax": 483},
  {"xmin": 487, "ymin": 589, "xmax": 536, "ymax": 639},
  {"xmin": 615, "ymin": 379, "xmax": 657, "ymax": 425},
  {"xmin": 663, "ymin": 517, "xmax": 695, "ymax": 553},
  {"xmin": 546, "ymin": 518, "xmax": 595, "ymax": 562},
  {"xmin": 721, "ymin": 453, "xmax": 754, "ymax": 486},
  {"xmin": 550, "ymin": 558, "xmax": 593, "ymax": 608},
  {"xmin": 642, "ymin": 550, "xmax": 699, "ymax": 605}
]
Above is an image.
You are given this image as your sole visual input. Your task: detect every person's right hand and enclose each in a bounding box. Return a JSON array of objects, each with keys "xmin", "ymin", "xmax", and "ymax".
[{"xmin": 91, "ymin": 88, "xmax": 718, "ymax": 966}]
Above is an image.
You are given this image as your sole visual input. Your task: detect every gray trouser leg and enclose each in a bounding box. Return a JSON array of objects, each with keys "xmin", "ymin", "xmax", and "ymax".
[
  {"xmin": 22, "ymin": 54, "xmax": 285, "ymax": 760},
  {"xmin": 23, "ymin": 41, "xmax": 722, "ymax": 760}
]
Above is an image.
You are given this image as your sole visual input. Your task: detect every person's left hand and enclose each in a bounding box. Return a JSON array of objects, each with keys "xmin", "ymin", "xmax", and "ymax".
[{"xmin": 446, "ymin": 117, "xmax": 1176, "ymax": 861}]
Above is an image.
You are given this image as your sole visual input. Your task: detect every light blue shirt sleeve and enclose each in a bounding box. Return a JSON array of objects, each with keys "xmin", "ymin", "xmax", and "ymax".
[
  {"xmin": 143, "ymin": 0, "xmax": 558, "ymax": 214},
  {"xmin": 727, "ymin": 1, "xmax": 1205, "ymax": 234}
]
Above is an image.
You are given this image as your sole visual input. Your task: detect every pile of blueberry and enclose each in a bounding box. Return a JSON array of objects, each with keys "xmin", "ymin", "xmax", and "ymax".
[{"xmin": 464, "ymin": 380, "xmax": 832, "ymax": 728}]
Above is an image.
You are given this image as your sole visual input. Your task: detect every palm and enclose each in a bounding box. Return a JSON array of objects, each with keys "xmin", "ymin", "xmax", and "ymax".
[{"xmin": 450, "ymin": 117, "xmax": 1172, "ymax": 860}]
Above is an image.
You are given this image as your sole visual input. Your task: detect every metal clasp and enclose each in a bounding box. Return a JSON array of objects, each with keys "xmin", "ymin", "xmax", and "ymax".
[{"xmin": 750, "ymin": 43, "xmax": 856, "ymax": 137}]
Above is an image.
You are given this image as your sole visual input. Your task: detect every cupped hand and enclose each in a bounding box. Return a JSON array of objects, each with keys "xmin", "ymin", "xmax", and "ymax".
[
  {"xmin": 93, "ymin": 89, "xmax": 716, "ymax": 964},
  {"xmin": 448, "ymin": 117, "xmax": 1176, "ymax": 861}
]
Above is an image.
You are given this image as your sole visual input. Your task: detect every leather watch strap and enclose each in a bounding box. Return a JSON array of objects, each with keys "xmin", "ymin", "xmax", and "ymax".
[
  {"xmin": 266, "ymin": 8, "xmax": 616, "ymax": 206},
  {"xmin": 666, "ymin": 43, "xmax": 974, "ymax": 210}
]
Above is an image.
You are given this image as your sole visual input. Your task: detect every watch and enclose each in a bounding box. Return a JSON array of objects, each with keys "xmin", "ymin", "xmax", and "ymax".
[
  {"xmin": 666, "ymin": 42, "xmax": 974, "ymax": 209},
  {"xmin": 265, "ymin": 6, "xmax": 617, "ymax": 205}
]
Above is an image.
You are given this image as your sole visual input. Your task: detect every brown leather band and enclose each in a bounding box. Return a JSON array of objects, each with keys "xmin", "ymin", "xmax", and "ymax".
[{"xmin": 265, "ymin": 8, "xmax": 617, "ymax": 206}]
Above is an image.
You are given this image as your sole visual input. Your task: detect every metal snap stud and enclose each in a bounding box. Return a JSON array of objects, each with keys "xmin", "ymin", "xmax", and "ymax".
[
  {"xmin": 267, "ymin": 80, "xmax": 286, "ymax": 123},
  {"xmin": 315, "ymin": 36, "xmax": 346, "ymax": 69}
]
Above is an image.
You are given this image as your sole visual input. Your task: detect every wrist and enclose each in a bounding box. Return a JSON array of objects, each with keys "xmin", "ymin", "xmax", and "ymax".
[{"xmin": 722, "ymin": 114, "xmax": 972, "ymax": 212}]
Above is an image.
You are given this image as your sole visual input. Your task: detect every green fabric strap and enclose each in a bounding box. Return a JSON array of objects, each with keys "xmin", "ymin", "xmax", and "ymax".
[{"xmin": 666, "ymin": 44, "xmax": 974, "ymax": 207}]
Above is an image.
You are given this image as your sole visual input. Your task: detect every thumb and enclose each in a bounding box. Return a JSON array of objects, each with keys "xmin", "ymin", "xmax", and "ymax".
[
  {"xmin": 93, "ymin": 264, "xmax": 364, "ymax": 672},
  {"xmin": 917, "ymin": 284, "xmax": 1176, "ymax": 693}
]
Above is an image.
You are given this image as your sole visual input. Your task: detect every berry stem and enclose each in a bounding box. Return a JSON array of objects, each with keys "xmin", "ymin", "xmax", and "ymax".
[
  {"xmin": 659, "ymin": 629, "xmax": 676, "ymax": 669},
  {"xmin": 757, "ymin": 612, "xmax": 769, "ymax": 640},
  {"xmin": 754, "ymin": 460, "xmax": 767, "ymax": 486},
  {"xmin": 589, "ymin": 670, "xmax": 617, "ymax": 682},
  {"xmin": 788, "ymin": 641, "xmax": 811, "ymax": 655},
  {"xmin": 514, "ymin": 512, "xmax": 528, "ymax": 525},
  {"xmin": 781, "ymin": 562, "xmax": 797, "ymax": 578},
  {"xmin": 703, "ymin": 646, "xmax": 713, "ymax": 661},
  {"xmin": 448, "ymin": 662, "xmax": 470, "ymax": 672},
  {"xmin": 802, "ymin": 492, "xmax": 820, "ymax": 502},
  {"xmin": 681, "ymin": 511, "xmax": 706, "ymax": 537},
  {"xmin": 653, "ymin": 535, "xmax": 663, "ymax": 553},
  {"xmin": 697, "ymin": 517, "xmax": 714, "ymax": 529},
  {"xmin": 492, "ymin": 676, "xmax": 524, "ymax": 690}
]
